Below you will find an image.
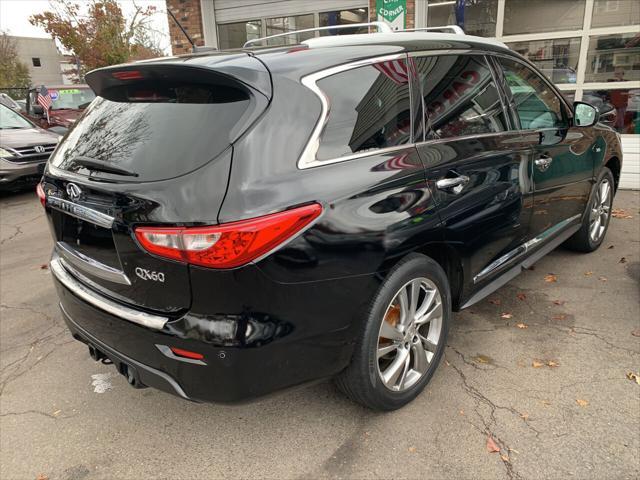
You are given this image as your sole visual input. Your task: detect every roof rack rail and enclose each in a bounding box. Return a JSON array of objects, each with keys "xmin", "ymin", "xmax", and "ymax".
[
  {"xmin": 402, "ymin": 25, "xmax": 466, "ymax": 35},
  {"xmin": 243, "ymin": 22, "xmax": 393, "ymax": 47}
]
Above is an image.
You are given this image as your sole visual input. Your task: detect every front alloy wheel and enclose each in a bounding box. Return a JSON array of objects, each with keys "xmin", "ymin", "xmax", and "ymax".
[
  {"xmin": 589, "ymin": 177, "xmax": 612, "ymax": 243},
  {"xmin": 377, "ymin": 278, "xmax": 443, "ymax": 392}
]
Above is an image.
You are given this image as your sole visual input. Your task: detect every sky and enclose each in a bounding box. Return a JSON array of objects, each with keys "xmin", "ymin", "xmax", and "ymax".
[{"xmin": 0, "ymin": 0, "xmax": 171, "ymax": 53}]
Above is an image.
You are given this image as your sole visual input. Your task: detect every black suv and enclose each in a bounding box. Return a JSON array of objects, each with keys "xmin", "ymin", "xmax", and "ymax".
[{"xmin": 40, "ymin": 29, "xmax": 622, "ymax": 410}]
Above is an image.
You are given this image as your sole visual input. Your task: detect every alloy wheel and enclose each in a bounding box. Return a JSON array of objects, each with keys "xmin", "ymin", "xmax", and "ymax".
[
  {"xmin": 376, "ymin": 277, "xmax": 443, "ymax": 392},
  {"xmin": 589, "ymin": 178, "xmax": 612, "ymax": 243}
]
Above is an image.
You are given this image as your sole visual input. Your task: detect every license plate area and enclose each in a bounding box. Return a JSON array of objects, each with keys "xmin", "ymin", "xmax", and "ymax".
[{"xmin": 59, "ymin": 213, "xmax": 121, "ymax": 270}]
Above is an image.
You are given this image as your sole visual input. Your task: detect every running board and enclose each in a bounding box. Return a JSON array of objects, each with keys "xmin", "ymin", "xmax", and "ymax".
[{"xmin": 460, "ymin": 222, "xmax": 581, "ymax": 310}]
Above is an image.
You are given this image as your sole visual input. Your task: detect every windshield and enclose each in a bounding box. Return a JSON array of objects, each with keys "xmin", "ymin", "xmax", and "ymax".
[
  {"xmin": 0, "ymin": 104, "xmax": 34, "ymax": 129},
  {"xmin": 50, "ymin": 88, "xmax": 96, "ymax": 110}
]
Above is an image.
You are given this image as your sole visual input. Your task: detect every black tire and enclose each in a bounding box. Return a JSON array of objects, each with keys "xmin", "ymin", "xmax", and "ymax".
[
  {"xmin": 335, "ymin": 253, "xmax": 451, "ymax": 411},
  {"xmin": 565, "ymin": 167, "xmax": 615, "ymax": 253}
]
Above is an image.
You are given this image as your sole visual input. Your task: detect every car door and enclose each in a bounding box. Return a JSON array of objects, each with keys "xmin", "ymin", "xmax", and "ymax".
[
  {"xmin": 492, "ymin": 55, "xmax": 597, "ymax": 236},
  {"xmin": 411, "ymin": 53, "xmax": 536, "ymax": 302}
]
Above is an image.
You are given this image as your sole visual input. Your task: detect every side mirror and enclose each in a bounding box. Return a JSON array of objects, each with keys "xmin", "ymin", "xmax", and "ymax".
[
  {"xmin": 32, "ymin": 104, "xmax": 44, "ymax": 115},
  {"xmin": 597, "ymin": 103, "xmax": 617, "ymax": 127},
  {"xmin": 573, "ymin": 101, "xmax": 599, "ymax": 127}
]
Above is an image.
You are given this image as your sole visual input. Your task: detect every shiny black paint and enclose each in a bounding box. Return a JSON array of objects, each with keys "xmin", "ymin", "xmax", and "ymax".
[{"xmin": 45, "ymin": 39, "xmax": 623, "ymax": 403}]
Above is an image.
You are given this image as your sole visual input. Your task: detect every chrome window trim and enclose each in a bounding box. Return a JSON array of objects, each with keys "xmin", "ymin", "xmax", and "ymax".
[
  {"xmin": 50, "ymin": 255, "xmax": 168, "ymax": 330},
  {"xmin": 56, "ymin": 241, "xmax": 131, "ymax": 286},
  {"xmin": 298, "ymin": 53, "xmax": 408, "ymax": 170},
  {"xmin": 46, "ymin": 196, "xmax": 115, "ymax": 229}
]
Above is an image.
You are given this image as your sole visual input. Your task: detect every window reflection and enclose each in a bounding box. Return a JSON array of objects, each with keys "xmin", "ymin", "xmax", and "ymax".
[
  {"xmin": 218, "ymin": 20, "xmax": 262, "ymax": 49},
  {"xmin": 504, "ymin": 0, "xmax": 585, "ymax": 35},
  {"xmin": 583, "ymin": 89, "xmax": 640, "ymax": 134},
  {"xmin": 592, "ymin": 0, "xmax": 640, "ymax": 28},
  {"xmin": 585, "ymin": 33, "xmax": 640, "ymax": 83},
  {"xmin": 265, "ymin": 15, "xmax": 314, "ymax": 45},
  {"xmin": 507, "ymin": 38, "xmax": 580, "ymax": 84},
  {"xmin": 319, "ymin": 8, "xmax": 369, "ymax": 35},
  {"xmin": 427, "ymin": 0, "xmax": 498, "ymax": 37}
]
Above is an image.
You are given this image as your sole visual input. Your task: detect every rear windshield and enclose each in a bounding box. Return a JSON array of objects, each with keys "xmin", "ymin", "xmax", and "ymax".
[
  {"xmin": 50, "ymin": 88, "xmax": 96, "ymax": 110},
  {"xmin": 49, "ymin": 84, "xmax": 252, "ymax": 182}
]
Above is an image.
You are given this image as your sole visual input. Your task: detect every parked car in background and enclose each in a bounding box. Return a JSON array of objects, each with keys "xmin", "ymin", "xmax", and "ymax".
[
  {"xmin": 25, "ymin": 85, "xmax": 95, "ymax": 134},
  {"xmin": 0, "ymin": 104, "xmax": 59, "ymax": 190},
  {"xmin": 40, "ymin": 26, "xmax": 622, "ymax": 410},
  {"xmin": 0, "ymin": 93, "xmax": 21, "ymax": 111}
]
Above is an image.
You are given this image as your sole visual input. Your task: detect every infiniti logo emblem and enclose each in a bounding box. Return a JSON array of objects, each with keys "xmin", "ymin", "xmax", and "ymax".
[
  {"xmin": 66, "ymin": 183, "xmax": 82, "ymax": 201},
  {"xmin": 34, "ymin": 145, "xmax": 45, "ymax": 153}
]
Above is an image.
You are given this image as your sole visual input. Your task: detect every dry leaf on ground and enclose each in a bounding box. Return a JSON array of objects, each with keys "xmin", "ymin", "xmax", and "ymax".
[
  {"xmin": 39, "ymin": 264, "xmax": 48, "ymax": 270},
  {"xmin": 516, "ymin": 323, "xmax": 528, "ymax": 329},
  {"xmin": 584, "ymin": 271, "xmax": 593, "ymax": 276},
  {"xmin": 501, "ymin": 312, "xmax": 513, "ymax": 319},
  {"xmin": 619, "ymin": 257, "xmax": 627, "ymax": 264},
  {"xmin": 544, "ymin": 274, "xmax": 557, "ymax": 283},
  {"xmin": 576, "ymin": 399, "xmax": 589, "ymax": 407},
  {"xmin": 474, "ymin": 355, "xmax": 492, "ymax": 364},
  {"xmin": 500, "ymin": 454, "xmax": 510, "ymax": 462},
  {"xmin": 516, "ymin": 292, "xmax": 527, "ymax": 301},
  {"xmin": 599, "ymin": 276, "xmax": 608, "ymax": 282},
  {"xmin": 408, "ymin": 446, "xmax": 417, "ymax": 453},
  {"xmin": 626, "ymin": 372, "xmax": 640, "ymax": 385},
  {"xmin": 607, "ymin": 245, "xmax": 615, "ymax": 249},
  {"xmin": 532, "ymin": 360, "xmax": 545, "ymax": 368},
  {"xmin": 553, "ymin": 300, "xmax": 566, "ymax": 306},
  {"xmin": 612, "ymin": 209, "xmax": 633, "ymax": 219},
  {"xmin": 489, "ymin": 298, "xmax": 502, "ymax": 305},
  {"xmin": 520, "ymin": 413, "xmax": 529, "ymax": 420},
  {"xmin": 547, "ymin": 360, "xmax": 560, "ymax": 368},
  {"xmin": 552, "ymin": 314, "xmax": 567, "ymax": 321},
  {"xmin": 36, "ymin": 475, "xmax": 49, "ymax": 480},
  {"xmin": 631, "ymin": 329, "xmax": 640, "ymax": 337},
  {"xmin": 486, "ymin": 436, "xmax": 500, "ymax": 453}
]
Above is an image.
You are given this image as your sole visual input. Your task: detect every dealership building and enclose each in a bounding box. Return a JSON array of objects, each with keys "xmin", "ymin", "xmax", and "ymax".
[{"xmin": 166, "ymin": 0, "xmax": 639, "ymax": 188}]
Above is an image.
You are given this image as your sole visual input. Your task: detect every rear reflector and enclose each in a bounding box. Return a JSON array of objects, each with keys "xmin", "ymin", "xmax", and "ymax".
[
  {"xmin": 170, "ymin": 347, "xmax": 204, "ymax": 360},
  {"xmin": 134, "ymin": 203, "xmax": 322, "ymax": 268},
  {"xmin": 36, "ymin": 183, "xmax": 45, "ymax": 207}
]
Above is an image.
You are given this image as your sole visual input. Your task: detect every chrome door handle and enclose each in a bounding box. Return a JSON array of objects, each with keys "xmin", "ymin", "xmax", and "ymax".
[
  {"xmin": 535, "ymin": 155, "xmax": 553, "ymax": 172},
  {"xmin": 436, "ymin": 175, "xmax": 469, "ymax": 191}
]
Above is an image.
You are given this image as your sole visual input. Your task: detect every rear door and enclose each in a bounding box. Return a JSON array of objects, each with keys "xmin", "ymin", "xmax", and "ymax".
[
  {"xmin": 493, "ymin": 56, "xmax": 597, "ymax": 235},
  {"xmin": 412, "ymin": 53, "xmax": 535, "ymax": 295},
  {"xmin": 43, "ymin": 61, "xmax": 270, "ymax": 313}
]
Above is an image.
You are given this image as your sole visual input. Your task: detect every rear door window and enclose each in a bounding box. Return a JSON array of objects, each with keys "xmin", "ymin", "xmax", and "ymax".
[
  {"xmin": 50, "ymin": 81, "xmax": 255, "ymax": 182},
  {"xmin": 315, "ymin": 58, "xmax": 412, "ymax": 161},
  {"xmin": 413, "ymin": 54, "xmax": 508, "ymax": 139},
  {"xmin": 495, "ymin": 57, "xmax": 568, "ymax": 130}
]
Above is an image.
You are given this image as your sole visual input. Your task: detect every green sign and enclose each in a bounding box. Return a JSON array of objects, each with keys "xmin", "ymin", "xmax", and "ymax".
[{"xmin": 376, "ymin": 0, "xmax": 407, "ymax": 30}]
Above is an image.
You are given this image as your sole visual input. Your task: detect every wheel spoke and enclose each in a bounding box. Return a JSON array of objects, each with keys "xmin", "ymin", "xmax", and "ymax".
[
  {"xmin": 377, "ymin": 342, "xmax": 399, "ymax": 359},
  {"xmin": 411, "ymin": 341, "xmax": 429, "ymax": 374},
  {"xmin": 600, "ymin": 181, "xmax": 610, "ymax": 206},
  {"xmin": 415, "ymin": 299, "xmax": 442, "ymax": 326},
  {"xmin": 397, "ymin": 351, "xmax": 412, "ymax": 390},
  {"xmin": 381, "ymin": 347, "xmax": 410, "ymax": 388},
  {"xmin": 397, "ymin": 288, "xmax": 409, "ymax": 327},
  {"xmin": 418, "ymin": 332, "xmax": 438, "ymax": 354},
  {"xmin": 408, "ymin": 280, "xmax": 420, "ymax": 322},
  {"xmin": 416, "ymin": 288, "xmax": 436, "ymax": 320},
  {"xmin": 379, "ymin": 320, "xmax": 404, "ymax": 342}
]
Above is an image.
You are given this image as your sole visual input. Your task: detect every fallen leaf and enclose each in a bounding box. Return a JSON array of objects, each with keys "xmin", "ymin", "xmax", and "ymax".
[
  {"xmin": 552, "ymin": 314, "xmax": 567, "ymax": 321},
  {"xmin": 52, "ymin": 409, "xmax": 61, "ymax": 416},
  {"xmin": 612, "ymin": 209, "xmax": 633, "ymax": 219},
  {"xmin": 509, "ymin": 448, "xmax": 520, "ymax": 454},
  {"xmin": 526, "ymin": 265, "xmax": 536, "ymax": 271},
  {"xmin": 408, "ymin": 446, "xmax": 417, "ymax": 453},
  {"xmin": 576, "ymin": 399, "xmax": 589, "ymax": 407},
  {"xmin": 532, "ymin": 360, "xmax": 545, "ymax": 368},
  {"xmin": 489, "ymin": 298, "xmax": 502, "ymax": 306},
  {"xmin": 553, "ymin": 300, "xmax": 566, "ymax": 306},
  {"xmin": 520, "ymin": 413, "xmax": 529, "ymax": 421},
  {"xmin": 39, "ymin": 264, "xmax": 48, "ymax": 270},
  {"xmin": 486, "ymin": 436, "xmax": 500, "ymax": 453},
  {"xmin": 516, "ymin": 323, "xmax": 528, "ymax": 329},
  {"xmin": 36, "ymin": 475, "xmax": 48, "ymax": 480},
  {"xmin": 459, "ymin": 409, "xmax": 465, "ymax": 416},
  {"xmin": 631, "ymin": 329, "xmax": 640, "ymax": 337},
  {"xmin": 516, "ymin": 292, "xmax": 527, "ymax": 301},
  {"xmin": 584, "ymin": 271, "xmax": 593, "ymax": 276},
  {"xmin": 444, "ymin": 360, "xmax": 450, "ymax": 367},
  {"xmin": 474, "ymin": 354, "xmax": 492, "ymax": 364},
  {"xmin": 547, "ymin": 360, "xmax": 560, "ymax": 368},
  {"xmin": 599, "ymin": 276, "xmax": 608, "ymax": 282},
  {"xmin": 541, "ymin": 399, "xmax": 551, "ymax": 406},
  {"xmin": 627, "ymin": 372, "xmax": 640, "ymax": 385},
  {"xmin": 544, "ymin": 274, "xmax": 557, "ymax": 283},
  {"xmin": 501, "ymin": 312, "xmax": 514, "ymax": 319},
  {"xmin": 500, "ymin": 454, "xmax": 510, "ymax": 462},
  {"xmin": 619, "ymin": 257, "xmax": 627, "ymax": 264}
]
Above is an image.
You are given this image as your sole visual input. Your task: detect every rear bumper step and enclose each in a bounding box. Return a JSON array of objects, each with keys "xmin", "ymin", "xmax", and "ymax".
[{"xmin": 50, "ymin": 254, "xmax": 168, "ymax": 330}]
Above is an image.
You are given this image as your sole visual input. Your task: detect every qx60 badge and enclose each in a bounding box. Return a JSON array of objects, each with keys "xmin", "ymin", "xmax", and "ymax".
[{"xmin": 135, "ymin": 267, "xmax": 165, "ymax": 283}]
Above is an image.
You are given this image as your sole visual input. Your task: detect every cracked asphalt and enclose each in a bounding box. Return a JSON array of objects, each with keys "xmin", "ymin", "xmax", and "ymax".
[{"xmin": 1, "ymin": 189, "xmax": 639, "ymax": 480}]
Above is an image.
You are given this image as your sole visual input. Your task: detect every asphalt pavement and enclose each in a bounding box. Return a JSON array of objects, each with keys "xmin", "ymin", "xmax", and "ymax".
[{"xmin": 1, "ymin": 189, "xmax": 639, "ymax": 480}]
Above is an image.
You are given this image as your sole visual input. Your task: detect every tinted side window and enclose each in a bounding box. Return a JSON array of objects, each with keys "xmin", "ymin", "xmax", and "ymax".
[
  {"xmin": 415, "ymin": 55, "xmax": 507, "ymax": 139},
  {"xmin": 316, "ymin": 59, "xmax": 411, "ymax": 161},
  {"xmin": 497, "ymin": 57, "xmax": 568, "ymax": 130}
]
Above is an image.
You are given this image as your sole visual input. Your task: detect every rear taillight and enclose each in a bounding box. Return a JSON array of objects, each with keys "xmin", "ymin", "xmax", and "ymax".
[
  {"xmin": 36, "ymin": 183, "xmax": 46, "ymax": 207},
  {"xmin": 134, "ymin": 203, "xmax": 322, "ymax": 269}
]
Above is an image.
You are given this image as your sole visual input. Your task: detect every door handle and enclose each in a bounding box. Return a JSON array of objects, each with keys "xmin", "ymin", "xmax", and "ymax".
[
  {"xmin": 534, "ymin": 155, "xmax": 553, "ymax": 172},
  {"xmin": 436, "ymin": 175, "xmax": 469, "ymax": 192}
]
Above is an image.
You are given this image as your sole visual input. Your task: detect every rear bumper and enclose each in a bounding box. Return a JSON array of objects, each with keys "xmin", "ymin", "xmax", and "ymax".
[
  {"xmin": 52, "ymin": 254, "xmax": 379, "ymax": 403},
  {"xmin": 0, "ymin": 159, "xmax": 45, "ymax": 188}
]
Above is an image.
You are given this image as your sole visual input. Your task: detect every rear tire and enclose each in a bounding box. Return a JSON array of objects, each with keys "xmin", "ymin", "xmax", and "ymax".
[
  {"xmin": 335, "ymin": 254, "xmax": 451, "ymax": 411},
  {"xmin": 565, "ymin": 167, "xmax": 614, "ymax": 253}
]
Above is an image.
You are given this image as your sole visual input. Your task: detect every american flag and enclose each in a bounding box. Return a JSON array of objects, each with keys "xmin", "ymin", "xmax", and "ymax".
[{"xmin": 36, "ymin": 85, "xmax": 52, "ymax": 122}]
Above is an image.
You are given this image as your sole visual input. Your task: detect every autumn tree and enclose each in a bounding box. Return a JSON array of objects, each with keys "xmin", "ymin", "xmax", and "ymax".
[
  {"xmin": 30, "ymin": 0, "xmax": 163, "ymax": 81},
  {"xmin": 0, "ymin": 31, "xmax": 31, "ymax": 97}
]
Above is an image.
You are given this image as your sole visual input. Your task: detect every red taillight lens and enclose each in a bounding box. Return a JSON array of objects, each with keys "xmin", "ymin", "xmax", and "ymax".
[
  {"xmin": 36, "ymin": 183, "xmax": 46, "ymax": 207},
  {"xmin": 170, "ymin": 347, "xmax": 204, "ymax": 360},
  {"xmin": 134, "ymin": 203, "xmax": 322, "ymax": 269},
  {"xmin": 112, "ymin": 70, "xmax": 144, "ymax": 80}
]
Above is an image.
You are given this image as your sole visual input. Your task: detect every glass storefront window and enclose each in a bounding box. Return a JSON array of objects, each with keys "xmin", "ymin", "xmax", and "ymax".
[
  {"xmin": 319, "ymin": 8, "xmax": 369, "ymax": 35},
  {"xmin": 426, "ymin": 0, "xmax": 498, "ymax": 37},
  {"xmin": 592, "ymin": 0, "xmax": 640, "ymax": 28},
  {"xmin": 507, "ymin": 38, "xmax": 581, "ymax": 84},
  {"xmin": 504, "ymin": 0, "xmax": 585, "ymax": 35},
  {"xmin": 585, "ymin": 33, "xmax": 640, "ymax": 83},
  {"xmin": 561, "ymin": 91, "xmax": 576, "ymax": 103},
  {"xmin": 265, "ymin": 15, "xmax": 315, "ymax": 45},
  {"xmin": 583, "ymin": 89, "xmax": 640, "ymax": 134},
  {"xmin": 218, "ymin": 20, "xmax": 262, "ymax": 49}
]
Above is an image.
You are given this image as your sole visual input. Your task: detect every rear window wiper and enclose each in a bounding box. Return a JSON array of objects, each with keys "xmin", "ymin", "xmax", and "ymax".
[{"xmin": 73, "ymin": 156, "xmax": 139, "ymax": 177}]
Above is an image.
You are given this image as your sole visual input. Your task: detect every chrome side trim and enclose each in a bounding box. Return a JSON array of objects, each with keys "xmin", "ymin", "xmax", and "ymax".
[
  {"xmin": 473, "ymin": 214, "xmax": 582, "ymax": 284},
  {"xmin": 56, "ymin": 241, "xmax": 131, "ymax": 286},
  {"xmin": 298, "ymin": 53, "xmax": 407, "ymax": 170},
  {"xmin": 155, "ymin": 344, "xmax": 207, "ymax": 366},
  {"xmin": 50, "ymin": 255, "xmax": 168, "ymax": 330},
  {"xmin": 47, "ymin": 196, "xmax": 114, "ymax": 229}
]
